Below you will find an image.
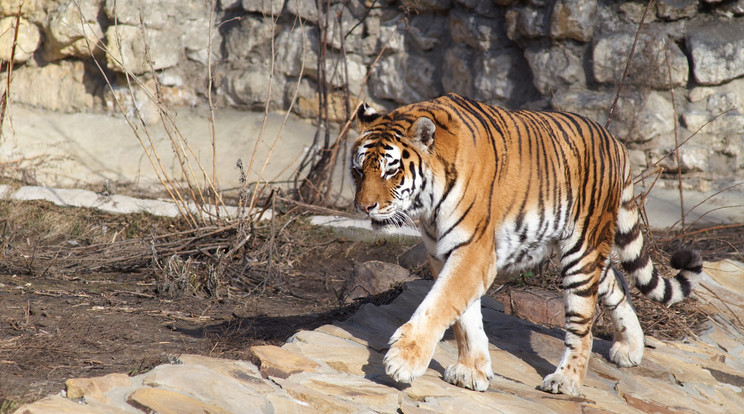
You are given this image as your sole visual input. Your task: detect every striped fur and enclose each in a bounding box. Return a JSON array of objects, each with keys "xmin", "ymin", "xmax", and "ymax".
[{"xmin": 351, "ymin": 94, "xmax": 703, "ymax": 395}]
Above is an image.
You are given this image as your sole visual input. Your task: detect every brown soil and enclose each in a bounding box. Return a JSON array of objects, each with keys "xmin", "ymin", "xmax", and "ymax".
[{"xmin": 0, "ymin": 199, "xmax": 741, "ymax": 411}]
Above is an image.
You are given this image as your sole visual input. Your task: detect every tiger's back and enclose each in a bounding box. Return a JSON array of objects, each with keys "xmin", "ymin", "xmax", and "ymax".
[{"xmin": 351, "ymin": 93, "xmax": 702, "ymax": 395}]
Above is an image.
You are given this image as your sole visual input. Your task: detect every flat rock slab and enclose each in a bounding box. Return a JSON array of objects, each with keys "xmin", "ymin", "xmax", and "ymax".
[{"xmin": 14, "ymin": 261, "xmax": 744, "ymax": 413}]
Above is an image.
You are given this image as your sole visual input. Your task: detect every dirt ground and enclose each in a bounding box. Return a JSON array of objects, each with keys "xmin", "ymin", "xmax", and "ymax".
[{"xmin": 0, "ymin": 199, "xmax": 741, "ymax": 411}]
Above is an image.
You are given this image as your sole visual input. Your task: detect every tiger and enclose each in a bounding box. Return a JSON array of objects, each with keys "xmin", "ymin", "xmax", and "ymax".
[{"xmin": 350, "ymin": 93, "xmax": 703, "ymax": 396}]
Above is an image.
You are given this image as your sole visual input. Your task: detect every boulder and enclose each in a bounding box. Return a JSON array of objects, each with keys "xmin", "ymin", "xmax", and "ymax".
[
  {"xmin": 505, "ymin": 5, "xmax": 551, "ymax": 43},
  {"xmin": 593, "ymin": 31, "xmax": 688, "ymax": 89},
  {"xmin": 525, "ymin": 42, "xmax": 586, "ymax": 95},
  {"xmin": 369, "ymin": 52, "xmax": 441, "ymax": 104},
  {"xmin": 224, "ymin": 16, "xmax": 278, "ymax": 64},
  {"xmin": 103, "ymin": 0, "xmax": 204, "ymax": 29},
  {"xmin": 242, "ymin": 0, "xmax": 285, "ymax": 15},
  {"xmin": 687, "ymin": 21, "xmax": 744, "ymax": 85},
  {"xmin": 408, "ymin": 14, "xmax": 448, "ymax": 51},
  {"xmin": 222, "ymin": 65, "xmax": 287, "ymax": 109},
  {"xmin": 473, "ymin": 47, "xmax": 532, "ymax": 106},
  {"xmin": 45, "ymin": 0, "xmax": 105, "ymax": 60},
  {"xmin": 550, "ymin": 0, "xmax": 597, "ymax": 42},
  {"xmin": 342, "ymin": 261, "xmax": 414, "ymax": 303},
  {"xmin": 400, "ymin": 0, "xmax": 453, "ymax": 12},
  {"xmin": 105, "ymin": 25, "xmax": 182, "ymax": 74},
  {"xmin": 274, "ymin": 25, "xmax": 318, "ymax": 79},
  {"xmin": 10, "ymin": 61, "xmax": 96, "ymax": 112},
  {"xmin": 449, "ymin": 9, "xmax": 504, "ymax": 51},
  {"xmin": 655, "ymin": 0, "xmax": 698, "ymax": 21},
  {"xmin": 441, "ymin": 46, "xmax": 474, "ymax": 97},
  {"xmin": 0, "ymin": 16, "xmax": 41, "ymax": 63}
]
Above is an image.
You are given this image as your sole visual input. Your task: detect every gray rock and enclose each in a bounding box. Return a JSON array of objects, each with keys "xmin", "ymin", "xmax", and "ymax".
[
  {"xmin": 455, "ymin": 0, "xmax": 501, "ymax": 18},
  {"xmin": 398, "ymin": 242, "xmax": 428, "ymax": 270},
  {"xmin": 473, "ymin": 47, "xmax": 531, "ymax": 106},
  {"xmin": 10, "ymin": 61, "xmax": 96, "ymax": 112},
  {"xmin": 369, "ymin": 52, "xmax": 441, "ymax": 104},
  {"xmin": 706, "ymin": 91, "xmax": 740, "ymax": 115},
  {"xmin": 550, "ymin": 0, "xmax": 597, "ymax": 42},
  {"xmin": 401, "ymin": 0, "xmax": 453, "ymax": 12},
  {"xmin": 223, "ymin": 65, "xmax": 287, "ymax": 109},
  {"xmin": 44, "ymin": 0, "xmax": 104, "ymax": 61},
  {"xmin": 242, "ymin": 0, "xmax": 285, "ymax": 15},
  {"xmin": 409, "ymin": 14, "xmax": 448, "ymax": 51},
  {"xmin": 285, "ymin": 0, "xmax": 318, "ymax": 23},
  {"xmin": 105, "ymin": 25, "xmax": 183, "ymax": 74},
  {"xmin": 716, "ymin": 0, "xmax": 744, "ymax": 17},
  {"xmin": 525, "ymin": 42, "xmax": 586, "ymax": 95},
  {"xmin": 505, "ymin": 5, "xmax": 551, "ymax": 43},
  {"xmin": 551, "ymin": 89, "xmax": 613, "ymax": 126},
  {"xmin": 224, "ymin": 16, "xmax": 279, "ymax": 65},
  {"xmin": 0, "ymin": 17, "xmax": 41, "ymax": 63},
  {"xmin": 593, "ymin": 31, "xmax": 688, "ymax": 89},
  {"xmin": 442, "ymin": 46, "xmax": 474, "ymax": 97},
  {"xmin": 687, "ymin": 21, "xmax": 744, "ymax": 85},
  {"xmin": 656, "ymin": 0, "xmax": 698, "ymax": 21},
  {"xmin": 104, "ymin": 0, "xmax": 202, "ymax": 30},
  {"xmin": 274, "ymin": 26, "xmax": 318, "ymax": 79},
  {"xmin": 342, "ymin": 261, "xmax": 413, "ymax": 303},
  {"xmin": 449, "ymin": 9, "xmax": 504, "ymax": 51}
]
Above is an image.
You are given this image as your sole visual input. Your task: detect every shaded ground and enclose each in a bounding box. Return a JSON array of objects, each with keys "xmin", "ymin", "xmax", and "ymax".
[{"xmin": 0, "ymin": 199, "xmax": 741, "ymax": 411}]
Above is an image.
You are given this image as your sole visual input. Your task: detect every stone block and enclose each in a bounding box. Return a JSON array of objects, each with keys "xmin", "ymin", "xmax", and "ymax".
[
  {"xmin": 473, "ymin": 47, "xmax": 531, "ymax": 105},
  {"xmin": 45, "ymin": 0, "xmax": 104, "ymax": 60},
  {"xmin": 127, "ymin": 387, "xmax": 234, "ymax": 414},
  {"xmin": 370, "ymin": 52, "xmax": 441, "ymax": 104},
  {"xmin": 10, "ymin": 61, "xmax": 96, "ymax": 112},
  {"xmin": 687, "ymin": 22, "xmax": 744, "ymax": 85},
  {"xmin": 142, "ymin": 363, "xmax": 267, "ymax": 413},
  {"xmin": 525, "ymin": 42, "xmax": 586, "ymax": 95},
  {"xmin": 656, "ymin": 0, "xmax": 698, "ymax": 20},
  {"xmin": 449, "ymin": 9, "xmax": 503, "ymax": 51},
  {"xmin": 401, "ymin": 0, "xmax": 453, "ymax": 12},
  {"xmin": 342, "ymin": 260, "xmax": 414, "ymax": 303},
  {"xmin": 0, "ymin": 16, "xmax": 41, "ymax": 62},
  {"xmin": 65, "ymin": 373, "xmax": 130, "ymax": 402},
  {"xmin": 550, "ymin": 0, "xmax": 597, "ymax": 42},
  {"xmin": 251, "ymin": 344, "xmax": 321, "ymax": 379},
  {"xmin": 593, "ymin": 31, "xmax": 688, "ymax": 89},
  {"xmin": 242, "ymin": 0, "xmax": 286, "ymax": 15},
  {"xmin": 105, "ymin": 25, "xmax": 182, "ymax": 74},
  {"xmin": 505, "ymin": 6, "xmax": 551, "ymax": 43},
  {"xmin": 441, "ymin": 46, "xmax": 474, "ymax": 98}
]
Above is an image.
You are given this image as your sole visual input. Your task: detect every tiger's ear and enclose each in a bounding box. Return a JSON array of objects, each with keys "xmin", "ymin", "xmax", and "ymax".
[
  {"xmin": 356, "ymin": 103, "xmax": 381, "ymax": 131},
  {"xmin": 412, "ymin": 116, "xmax": 436, "ymax": 148}
]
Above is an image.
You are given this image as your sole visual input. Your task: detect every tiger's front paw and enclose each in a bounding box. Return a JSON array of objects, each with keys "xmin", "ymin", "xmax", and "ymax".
[
  {"xmin": 383, "ymin": 323, "xmax": 434, "ymax": 384},
  {"xmin": 538, "ymin": 372, "xmax": 581, "ymax": 396}
]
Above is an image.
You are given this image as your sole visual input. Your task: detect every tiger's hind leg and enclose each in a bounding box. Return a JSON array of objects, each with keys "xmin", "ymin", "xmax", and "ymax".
[
  {"xmin": 539, "ymin": 237, "xmax": 608, "ymax": 396},
  {"xmin": 598, "ymin": 266, "xmax": 644, "ymax": 367},
  {"xmin": 444, "ymin": 298, "xmax": 494, "ymax": 391}
]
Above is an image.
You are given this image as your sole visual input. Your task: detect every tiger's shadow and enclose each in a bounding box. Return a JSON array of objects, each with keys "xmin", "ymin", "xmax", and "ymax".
[{"xmin": 356, "ymin": 280, "xmax": 616, "ymax": 391}]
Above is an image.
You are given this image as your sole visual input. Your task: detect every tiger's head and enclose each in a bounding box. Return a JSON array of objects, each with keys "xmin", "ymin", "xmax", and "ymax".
[{"xmin": 350, "ymin": 102, "xmax": 439, "ymax": 228}]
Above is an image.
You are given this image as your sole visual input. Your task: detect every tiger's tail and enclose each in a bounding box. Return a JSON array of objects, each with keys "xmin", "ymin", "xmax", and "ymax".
[{"xmin": 613, "ymin": 177, "xmax": 703, "ymax": 306}]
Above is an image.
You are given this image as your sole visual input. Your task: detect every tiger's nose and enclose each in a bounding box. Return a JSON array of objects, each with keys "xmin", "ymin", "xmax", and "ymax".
[{"xmin": 357, "ymin": 202, "xmax": 377, "ymax": 214}]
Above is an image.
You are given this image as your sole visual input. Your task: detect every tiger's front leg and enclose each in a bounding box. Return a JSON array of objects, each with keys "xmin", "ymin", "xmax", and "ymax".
[{"xmin": 383, "ymin": 246, "xmax": 496, "ymax": 388}]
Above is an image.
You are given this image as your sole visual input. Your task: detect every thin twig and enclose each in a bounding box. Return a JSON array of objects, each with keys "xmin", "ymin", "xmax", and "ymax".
[{"xmin": 606, "ymin": 0, "xmax": 652, "ymax": 129}]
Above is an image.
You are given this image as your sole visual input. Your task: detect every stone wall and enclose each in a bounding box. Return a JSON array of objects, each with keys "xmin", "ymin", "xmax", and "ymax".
[{"xmin": 2, "ymin": 0, "xmax": 744, "ymax": 190}]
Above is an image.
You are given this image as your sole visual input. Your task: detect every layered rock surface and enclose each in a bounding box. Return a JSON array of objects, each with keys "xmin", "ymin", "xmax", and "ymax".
[{"xmin": 15, "ymin": 261, "xmax": 744, "ymax": 413}]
